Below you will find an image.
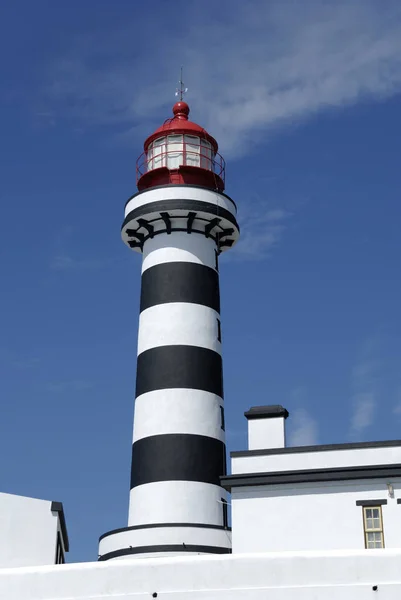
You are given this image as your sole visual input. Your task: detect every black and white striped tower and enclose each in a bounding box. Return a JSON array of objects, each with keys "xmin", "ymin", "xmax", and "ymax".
[{"xmin": 99, "ymin": 97, "xmax": 239, "ymax": 561}]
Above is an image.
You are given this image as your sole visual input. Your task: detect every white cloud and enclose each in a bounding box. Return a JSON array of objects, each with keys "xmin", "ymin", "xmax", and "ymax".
[
  {"xmin": 38, "ymin": 1, "xmax": 401, "ymax": 260},
  {"xmin": 45, "ymin": 380, "xmax": 93, "ymax": 393},
  {"xmin": 50, "ymin": 254, "xmax": 113, "ymax": 271},
  {"xmin": 350, "ymin": 392, "xmax": 376, "ymax": 433},
  {"xmin": 231, "ymin": 197, "xmax": 292, "ymax": 260},
  {"xmin": 41, "ymin": 0, "xmax": 401, "ymax": 156},
  {"xmin": 288, "ymin": 408, "xmax": 319, "ymax": 446},
  {"xmin": 393, "ymin": 387, "xmax": 401, "ymax": 416},
  {"xmin": 349, "ymin": 343, "xmax": 379, "ymax": 437}
]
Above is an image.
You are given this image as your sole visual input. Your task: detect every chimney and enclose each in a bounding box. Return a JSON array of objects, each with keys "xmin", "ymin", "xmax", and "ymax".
[{"xmin": 244, "ymin": 405, "xmax": 289, "ymax": 451}]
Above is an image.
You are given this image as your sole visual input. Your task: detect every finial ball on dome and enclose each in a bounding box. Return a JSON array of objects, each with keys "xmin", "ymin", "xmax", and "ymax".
[{"xmin": 173, "ymin": 101, "xmax": 190, "ymax": 119}]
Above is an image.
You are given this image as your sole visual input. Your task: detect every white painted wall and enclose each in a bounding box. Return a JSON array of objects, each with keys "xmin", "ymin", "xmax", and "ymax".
[
  {"xmin": 231, "ymin": 478, "xmax": 401, "ymax": 553},
  {"xmin": 2, "ymin": 550, "xmax": 401, "ymax": 599},
  {"xmin": 0, "ymin": 492, "xmax": 62, "ymax": 567},
  {"xmin": 133, "ymin": 389, "xmax": 225, "ymax": 442},
  {"xmin": 137, "ymin": 303, "xmax": 221, "ymax": 354},
  {"xmin": 232, "ymin": 444, "xmax": 401, "ymax": 474},
  {"xmin": 141, "ymin": 231, "xmax": 217, "ymax": 272},
  {"xmin": 128, "ymin": 481, "xmax": 227, "ymax": 526},
  {"xmin": 247, "ymin": 417, "xmax": 286, "ymax": 451}
]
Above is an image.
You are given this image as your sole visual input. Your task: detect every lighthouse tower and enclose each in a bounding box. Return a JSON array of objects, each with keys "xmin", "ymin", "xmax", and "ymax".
[{"xmin": 98, "ymin": 95, "xmax": 239, "ymax": 561}]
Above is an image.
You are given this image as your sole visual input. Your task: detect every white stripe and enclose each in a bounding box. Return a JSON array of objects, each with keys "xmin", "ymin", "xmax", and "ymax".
[
  {"xmin": 138, "ymin": 303, "xmax": 221, "ymax": 355},
  {"xmin": 125, "ymin": 186, "xmax": 237, "ymax": 220},
  {"xmin": 142, "ymin": 231, "xmax": 217, "ymax": 272},
  {"xmin": 133, "ymin": 389, "xmax": 224, "ymax": 442},
  {"xmin": 128, "ymin": 481, "xmax": 228, "ymax": 526}
]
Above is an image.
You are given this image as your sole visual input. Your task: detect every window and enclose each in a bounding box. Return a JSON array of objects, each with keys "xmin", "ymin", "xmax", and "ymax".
[
  {"xmin": 220, "ymin": 405, "xmax": 225, "ymax": 431},
  {"xmin": 214, "ymin": 249, "xmax": 219, "ymax": 271},
  {"xmin": 363, "ymin": 506, "xmax": 385, "ymax": 548},
  {"xmin": 55, "ymin": 532, "xmax": 65, "ymax": 564},
  {"xmin": 217, "ymin": 318, "xmax": 221, "ymax": 342},
  {"xmin": 146, "ymin": 135, "xmax": 214, "ymax": 172},
  {"xmin": 200, "ymin": 139, "xmax": 212, "ymax": 169},
  {"xmin": 167, "ymin": 134, "xmax": 183, "ymax": 169},
  {"xmin": 184, "ymin": 135, "xmax": 200, "ymax": 167},
  {"xmin": 221, "ymin": 498, "xmax": 228, "ymax": 528},
  {"xmin": 147, "ymin": 137, "xmax": 166, "ymax": 170}
]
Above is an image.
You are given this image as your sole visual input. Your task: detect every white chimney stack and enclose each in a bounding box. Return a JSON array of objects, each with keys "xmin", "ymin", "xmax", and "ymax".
[{"xmin": 244, "ymin": 405, "xmax": 289, "ymax": 451}]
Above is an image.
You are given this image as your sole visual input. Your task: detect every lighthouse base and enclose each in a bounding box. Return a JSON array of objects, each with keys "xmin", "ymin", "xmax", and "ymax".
[{"xmin": 98, "ymin": 524, "xmax": 232, "ymax": 561}]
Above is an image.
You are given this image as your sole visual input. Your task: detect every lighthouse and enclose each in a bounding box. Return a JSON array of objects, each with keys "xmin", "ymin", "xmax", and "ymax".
[{"xmin": 98, "ymin": 92, "xmax": 240, "ymax": 560}]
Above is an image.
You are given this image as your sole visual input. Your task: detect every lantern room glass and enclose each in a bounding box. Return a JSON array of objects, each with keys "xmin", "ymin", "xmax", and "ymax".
[{"xmin": 146, "ymin": 135, "xmax": 213, "ymax": 172}]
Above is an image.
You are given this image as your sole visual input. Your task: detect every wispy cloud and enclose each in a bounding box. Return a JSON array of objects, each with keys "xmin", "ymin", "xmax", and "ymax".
[
  {"xmin": 350, "ymin": 392, "xmax": 376, "ymax": 434},
  {"xmin": 0, "ymin": 347, "xmax": 40, "ymax": 370},
  {"xmin": 37, "ymin": 1, "xmax": 401, "ymax": 261},
  {"xmin": 393, "ymin": 387, "xmax": 401, "ymax": 417},
  {"xmin": 349, "ymin": 341, "xmax": 380, "ymax": 437},
  {"xmin": 44, "ymin": 380, "xmax": 93, "ymax": 393},
  {"xmin": 288, "ymin": 408, "xmax": 319, "ymax": 447},
  {"xmin": 286, "ymin": 387, "xmax": 319, "ymax": 446},
  {"xmin": 232, "ymin": 200, "xmax": 292, "ymax": 260},
  {"xmin": 40, "ymin": 0, "xmax": 401, "ymax": 156},
  {"xmin": 50, "ymin": 254, "xmax": 112, "ymax": 271},
  {"xmin": 49, "ymin": 224, "xmax": 116, "ymax": 271}
]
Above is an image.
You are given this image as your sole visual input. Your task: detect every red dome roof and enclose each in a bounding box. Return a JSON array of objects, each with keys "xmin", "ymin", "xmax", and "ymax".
[{"xmin": 144, "ymin": 102, "xmax": 218, "ymax": 153}]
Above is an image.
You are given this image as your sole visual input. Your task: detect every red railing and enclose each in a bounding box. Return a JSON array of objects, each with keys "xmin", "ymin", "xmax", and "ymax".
[{"xmin": 136, "ymin": 140, "xmax": 225, "ymax": 184}]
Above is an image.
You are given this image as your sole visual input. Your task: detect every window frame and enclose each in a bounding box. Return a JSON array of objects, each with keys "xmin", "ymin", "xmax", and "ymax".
[
  {"xmin": 214, "ymin": 249, "xmax": 219, "ymax": 271},
  {"xmin": 221, "ymin": 497, "xmax": 228, "ymax": 528},
  {"xmin": 220, "ymin": 405, "xmax": 225, "ymax": 431},
  {"xmin": 148, "ymin": 136, "xmax": 167, "ymax": 170},
  {"xmin": 217, "ymin": 318, "xmax": 222, "ymax": 343},
  {"xmin": 200, "ymin": 138, "xmax": 212, "ymax": 169},
  {"xmin": 362, "ymin": 505, "xmax": 385, "ymax": 549}
]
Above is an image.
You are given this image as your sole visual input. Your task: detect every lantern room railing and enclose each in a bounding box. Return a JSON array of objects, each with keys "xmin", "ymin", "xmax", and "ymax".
[{"xmin": 136, "ymin": 139, "xmax": 225, "ymax": 185}]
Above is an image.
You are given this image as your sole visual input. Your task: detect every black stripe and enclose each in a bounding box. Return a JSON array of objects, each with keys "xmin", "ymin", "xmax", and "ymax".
[
  {"xmin": 130, "ymin": 433, "xmax": 226, "ymax": 488},
  {"xmin": 140, "ymin": 262, "xmax": 220, "ymax": 313},
  {"xmin": 99, "ymin": 522, "xmax": 231, "ymax": 542},
  {"xmin": 124, "ymin": 184, "xmax": 238, "ymax": 211},
  {"xmin": 122, "ymin": 198, "xmax": 239, "ymax": 232},
  {"xmin": 221, "ymin": 463, "xmax": 401, "ymax": 491},
  {"xmin": 99, "ymin": 544, "xmax": 232, "ymax": 561},
  {"xmin": 136, "ymin": 345, "xmax": 223, "ymax": 397}
]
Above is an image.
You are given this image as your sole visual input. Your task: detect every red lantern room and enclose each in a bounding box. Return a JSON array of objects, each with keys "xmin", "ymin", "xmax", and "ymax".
[{"xmin": 136, "ymin": 101, "xmax": 225, "ymax": 192}]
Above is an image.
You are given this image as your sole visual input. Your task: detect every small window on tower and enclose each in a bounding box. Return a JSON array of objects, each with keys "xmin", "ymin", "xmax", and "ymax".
[
  {"xmin": 221, "ymin": 498, "xmax": 228, "ymax": 528},
  {"xmin": 214, "ymin": 249, "xmax": 219, "ymax": 271},
  {"xmin": 220, "ymin": 405, "xmax": 225, "ymax": 431},
  {"xmin": 363, "ymin": 506, "xmax": 385, "ymax": 548},
  {"xmin": 217, "ymin": 318, "xmax": 222, "ymax": 342}
]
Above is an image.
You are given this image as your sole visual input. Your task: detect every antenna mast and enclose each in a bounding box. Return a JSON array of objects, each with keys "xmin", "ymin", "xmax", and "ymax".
[{"xmin": 175, "ymin": 66, "xmax": 188, "ymax": 101}]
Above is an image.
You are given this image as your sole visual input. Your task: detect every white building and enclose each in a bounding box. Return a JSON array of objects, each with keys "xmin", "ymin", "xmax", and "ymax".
[
  {"xmin": 223, "ymin": 405, "xmax": 401, "ymax": 554},
  {"xmin": 0, "ymin": 493, "xmax": 68, "ymax": 568},
  {"xmin": 1, "ymin": 96, "xmax": 401, "ymax": 598}
]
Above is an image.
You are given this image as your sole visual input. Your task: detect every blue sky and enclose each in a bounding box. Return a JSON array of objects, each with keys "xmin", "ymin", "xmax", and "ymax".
[{"xmin": 1, "ymin": 0, "xmax": 401, "ymax": 563}]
